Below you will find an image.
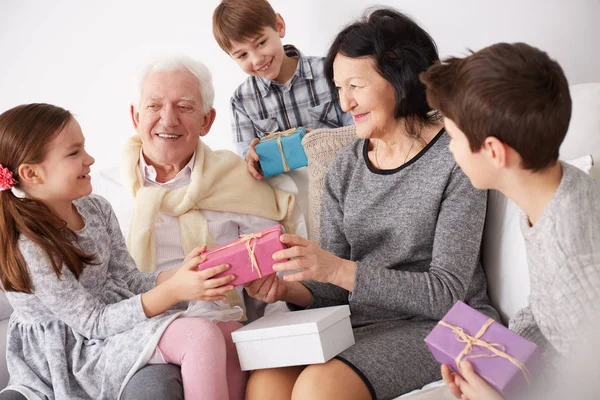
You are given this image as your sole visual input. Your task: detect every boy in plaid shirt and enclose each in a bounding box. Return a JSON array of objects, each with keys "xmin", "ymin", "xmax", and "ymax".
[{"xmin": 213, "ymin": 0, "xmax": 353, "ymax": 179}]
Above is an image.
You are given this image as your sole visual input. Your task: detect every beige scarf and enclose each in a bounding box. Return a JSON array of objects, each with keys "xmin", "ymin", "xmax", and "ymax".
[{"xmin": 122, "ymin": 136, "xmax": 295, "ymax": 309}]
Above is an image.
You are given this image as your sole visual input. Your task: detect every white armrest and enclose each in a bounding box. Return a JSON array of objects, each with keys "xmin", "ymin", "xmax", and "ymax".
[{"xmin": 0, "ymin": 318, "xmax": 9, "ymax": 388}]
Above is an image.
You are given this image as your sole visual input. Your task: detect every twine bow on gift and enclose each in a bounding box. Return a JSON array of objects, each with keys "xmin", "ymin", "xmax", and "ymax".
[
  {"xmin": 202, "ymin": 227, "xmax": 283, "ymax": 280},
  {"xmin": 438, "ymin": 319, "xmax": 532, "ymax": 384},
  {"xmin": 261, "ymin": 128, "xmax": 300, "ymax": 173}
]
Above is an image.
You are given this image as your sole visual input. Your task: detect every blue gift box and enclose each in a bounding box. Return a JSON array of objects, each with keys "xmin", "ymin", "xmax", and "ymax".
[{"xmin": 256, "ymin": 127, "xmax": 308, "ymax": 178}]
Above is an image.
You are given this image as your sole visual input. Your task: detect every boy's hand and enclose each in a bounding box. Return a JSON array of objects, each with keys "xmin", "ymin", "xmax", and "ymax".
[
  {"xmin": 442, "ymin": 364, "xmax": 463, "ymax": 398},
  {"xmin": 442, "ymin": 362, "xmax": 503, "ymax": 400},
  {"xmin": 169, "ymin": 256, "xmax": 236, "ymax": 302},
  {"xmin": 244, "ymin": 273, "xmax": 288, "ymax": 303},
  {"xmin": 245, "ymin": 138, "xmax": 263, "ymax": 180}
]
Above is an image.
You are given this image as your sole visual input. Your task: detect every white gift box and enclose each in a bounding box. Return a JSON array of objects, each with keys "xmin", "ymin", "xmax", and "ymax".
[{"xmin": 232, "ymin": 305, "xmax": 355, "ymax": 371}]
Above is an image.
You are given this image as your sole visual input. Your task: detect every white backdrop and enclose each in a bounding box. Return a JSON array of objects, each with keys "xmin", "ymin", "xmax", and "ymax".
[{"xmin": 1, "ymin": 0, "xmax": 599, "ymax": 170}]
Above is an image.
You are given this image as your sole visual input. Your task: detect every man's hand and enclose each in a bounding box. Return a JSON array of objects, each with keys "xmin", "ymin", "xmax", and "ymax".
[
  {"xmin": 442, "ymin": 362, "xmax": 503, "ymax": 400},
  {"xmin": 245, "ymin": 138, "xmax": 263, "ymax": 180},
  {"xmin": 244, "ymin": 273, "xmax": 288, "ymax": 303}
]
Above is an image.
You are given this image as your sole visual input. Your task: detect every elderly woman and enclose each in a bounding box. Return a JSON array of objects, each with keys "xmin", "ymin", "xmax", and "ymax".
[{"xmin": 244, "ymin": 8, "xmax": 499, "ymax": 400}]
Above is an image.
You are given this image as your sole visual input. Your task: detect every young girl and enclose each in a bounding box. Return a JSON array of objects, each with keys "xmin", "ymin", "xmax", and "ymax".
[{"xmin": 0, "ymin": 103, "xmax": 247, "ymax": 400}]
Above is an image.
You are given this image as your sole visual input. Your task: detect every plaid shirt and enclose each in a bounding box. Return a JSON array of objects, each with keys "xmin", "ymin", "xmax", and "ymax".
[{"xmin": 230, "ymin": 45, "xmax": 353, "ymax": 156}]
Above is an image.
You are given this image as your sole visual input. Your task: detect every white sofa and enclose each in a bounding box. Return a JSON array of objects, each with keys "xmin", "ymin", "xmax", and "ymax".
[{"xmin": 0, "ymin": 83, "xmax": 598, "ymax": 396}]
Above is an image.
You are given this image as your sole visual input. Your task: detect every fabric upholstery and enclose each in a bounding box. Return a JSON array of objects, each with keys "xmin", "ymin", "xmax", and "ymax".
[{"xmin": 302, "ymin": 126, "xmax": 357, "ymax": 243}]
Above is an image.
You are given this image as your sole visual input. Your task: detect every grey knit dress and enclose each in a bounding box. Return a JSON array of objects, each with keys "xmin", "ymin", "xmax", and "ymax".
[
  {"xmin": 2, "ymin": 195, "xmax": 184, "ymax": 400},
  {"xmin": 301, "ymin": 130, "xmax": 499, "ymax": 400}
]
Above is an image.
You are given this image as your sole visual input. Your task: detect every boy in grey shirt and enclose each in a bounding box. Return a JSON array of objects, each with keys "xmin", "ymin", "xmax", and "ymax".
[{"xmin": 421, "ymin": 42, "xmax": 600, "ymax": 399}]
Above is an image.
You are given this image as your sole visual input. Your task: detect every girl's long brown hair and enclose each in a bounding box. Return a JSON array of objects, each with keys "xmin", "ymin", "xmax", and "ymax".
[{"xmin": 0, "ymin": 104, "xmax": 96, "ymax": 293}]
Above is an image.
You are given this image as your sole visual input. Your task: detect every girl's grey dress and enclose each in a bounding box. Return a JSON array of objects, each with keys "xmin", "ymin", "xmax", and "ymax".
[
  {"xmin": 301, "ymin": 130, "xmax": 499, "ymax": 400},
  {"xmin": 3, "ymin": 195, "xmax": 183, "ymax": 400}
]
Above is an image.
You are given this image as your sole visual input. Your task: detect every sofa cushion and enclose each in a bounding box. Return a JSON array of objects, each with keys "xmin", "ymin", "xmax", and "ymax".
[
  {"xmin": 0, "ymin": 319, "xmax": 8, "ymax": 388},
  {"xmin": 0, "ymin": 295, "xmax": 11, "ymax": 321},
  {"xmin": 560, "ymin": 83, "xmax": 600, "ymax": 174},
  {"xmin": 302, "ymin": 126, "xmax": 357, "ymax": 243}
]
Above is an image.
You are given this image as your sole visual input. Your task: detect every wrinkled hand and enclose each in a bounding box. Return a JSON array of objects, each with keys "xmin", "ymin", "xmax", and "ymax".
[
  {"xmin": 442, "ymin": 362, "xmax": 503, "ymax": 400},
  {"xmin": 244, "ymin": 273, "xmax": 288, "ymax": 303},
  {"xmin": 245, "ymin": 138, "xmax": 263, "ymax": 180},
  {"xmin": 169, "ymin": 254, "xmax": 235, "ymax": 302},
  {"xmin": 272, "ymin": 234, "xmax": 355, "ymax": 289}
]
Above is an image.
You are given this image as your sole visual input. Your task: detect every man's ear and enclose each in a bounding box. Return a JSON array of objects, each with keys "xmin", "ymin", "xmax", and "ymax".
[
  {"xmin": 130, "ymin": 105, "xmax": 140, "ymax": 131},
  {"xmin": 483, "ymin": 136, "xmax": 508, "ymax": 169},
  {"xmin": 18, "ymin": 164, "xmax": 43, "ymax": 185},
  {"xmin": 199, "ymin": 108, "xmax": 217, "ymax": 137},
  {"xmin": 275, "ymin": 13, "xmax": 286, "ymax": 38}
]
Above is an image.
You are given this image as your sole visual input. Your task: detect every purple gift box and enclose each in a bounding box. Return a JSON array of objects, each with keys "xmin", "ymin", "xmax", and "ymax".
[{"xmin": 425, "ymin": 301, "xmax": 542, "ymax": 396}]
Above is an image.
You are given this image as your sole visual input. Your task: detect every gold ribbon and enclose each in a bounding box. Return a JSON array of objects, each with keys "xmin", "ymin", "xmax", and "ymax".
[
  {"xmin": 438, "ymin": 319, "xmax": 532, "ymax": 384},
  {"xmin": 261, "ymin": 128, "xmax": 300, "ymax": 173},
  {"xmin": 202, "ymin": 227, "xmax": 283, "ymax": 280}
]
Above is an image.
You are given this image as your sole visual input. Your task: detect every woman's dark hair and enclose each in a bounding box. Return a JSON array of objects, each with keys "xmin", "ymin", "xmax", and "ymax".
[
  {"xmin": 0, "ymin": 103, "xmax": 96, "ymax": 293},
  {"xmin": 325, "ymin": 8, "xmax": 440, "ymax": 137}
]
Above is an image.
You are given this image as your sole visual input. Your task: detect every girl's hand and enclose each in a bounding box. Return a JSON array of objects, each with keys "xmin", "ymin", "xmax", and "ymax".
[
  {"xmin": 155, "ymin": 246, "xmax": 207, "ymax": 286},
  {"xmin": 244, "ymin": 273, "xmax": 288, "ymax": 304},
  {"xmin": 168, "ymin": 255, "xmax": 236, "ymax": 302},
  {"xmin": 183, "ymin": 246, "xmax": 207, "ymax": 265},
  {"xmin": 272, "ymin": 234, "xmax": 356, "ymax": 290},
  {"xmin": 442, "ymin": 362, "xmax": 503, "ymax": 400}
]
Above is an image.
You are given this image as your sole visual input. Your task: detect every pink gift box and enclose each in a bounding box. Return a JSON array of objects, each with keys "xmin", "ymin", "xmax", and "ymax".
[
  {"xmin": 425, "ymin": 301, "xmax": 542, "ymax": 396},
  {"xmin": 197, "ymin": 224, "xmax": 288, "ymax": 287}
]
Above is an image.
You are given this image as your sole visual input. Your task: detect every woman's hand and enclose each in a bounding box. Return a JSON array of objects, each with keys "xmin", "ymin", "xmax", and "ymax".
[
  {"xmin": 442, "ymin": 362, "xmax": 503, "ymax": 400},
  {"xmin": 244, "ymin": 273, "xmax": 288, "ymax": 304},
  {"xmin": 272, "ymin": 234, "xmax": 357, "ymax": 291},
  {"xmin": 168, "ymin": 254, "xmax": 236, "ymax": 302}
]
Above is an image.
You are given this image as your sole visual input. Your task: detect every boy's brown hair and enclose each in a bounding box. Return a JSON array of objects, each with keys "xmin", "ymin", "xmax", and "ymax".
[
  {"xmin": 420, "ymin": 42, "xmax": 571, "ymax": 171},
  {"xmin": 213, "ymin": 0, "xmax": 278, "ymax": 53}
]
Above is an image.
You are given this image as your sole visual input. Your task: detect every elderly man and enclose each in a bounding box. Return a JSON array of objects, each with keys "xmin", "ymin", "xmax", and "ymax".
[{"xmin": 94, "ymin": 55, "xmax": 304, "ymax": 399}]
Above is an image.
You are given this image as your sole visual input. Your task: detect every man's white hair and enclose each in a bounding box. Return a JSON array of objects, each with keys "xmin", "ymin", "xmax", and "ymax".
[{"xmin": 133, "ymin": 55, "xmax": 215, "ymax": 113}]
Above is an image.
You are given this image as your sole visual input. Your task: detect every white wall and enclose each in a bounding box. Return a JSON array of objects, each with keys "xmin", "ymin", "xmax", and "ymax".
[{"xmin": 1, "ymin": 0, "xmax": 599, "ymax": 170}]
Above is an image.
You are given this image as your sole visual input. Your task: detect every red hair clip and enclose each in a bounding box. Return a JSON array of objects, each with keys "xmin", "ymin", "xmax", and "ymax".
[{"xmin": 0, "ymin": 165, "xmax": 17, "ymax": 191}]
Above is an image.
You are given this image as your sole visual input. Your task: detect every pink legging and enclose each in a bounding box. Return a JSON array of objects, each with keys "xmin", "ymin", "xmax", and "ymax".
[{"xmin": 157, "ymin": 318, "xmax": 247, "ymax": 400}]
